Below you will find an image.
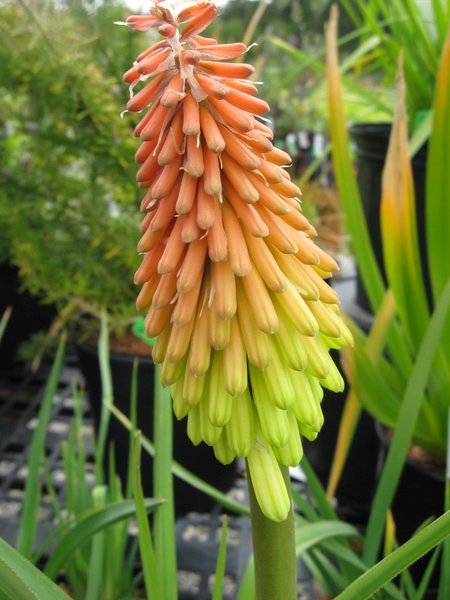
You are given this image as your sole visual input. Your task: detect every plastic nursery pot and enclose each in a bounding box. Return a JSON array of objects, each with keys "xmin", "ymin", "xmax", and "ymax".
[
  {"xmin": 349, "ymin": 124, "xmax": 431, "ymax": 314},
  {"xmin": 302, "ymin": 278, "xmax": 380, "ymax": 525},
  {"xmin": 376, "ymin": 422, "xmax": 445, "ymax": 593},
  {"xmin": 76, "ymin": 341, "xmax": 237, "ymax": 516},
  {"xmin": 0, "ymin": 263, "xmax": 56, "ymax": 373}
]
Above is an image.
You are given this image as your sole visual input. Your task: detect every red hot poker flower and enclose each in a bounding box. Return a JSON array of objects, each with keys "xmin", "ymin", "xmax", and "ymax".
[{"xmin": 123, "ymin": 0, "xmax": 352, "ymax": 521}]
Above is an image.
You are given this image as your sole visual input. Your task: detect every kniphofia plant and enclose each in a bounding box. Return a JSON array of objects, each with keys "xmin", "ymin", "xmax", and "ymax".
[{"xmin": 123, "ymin": 0, "xmax": 351, "ymax": 523}]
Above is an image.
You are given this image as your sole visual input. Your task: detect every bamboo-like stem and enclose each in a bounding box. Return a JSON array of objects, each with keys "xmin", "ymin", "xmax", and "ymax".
[{"xmin": 247, "ymin": 462, "xmax": 297, "ymax": 600}]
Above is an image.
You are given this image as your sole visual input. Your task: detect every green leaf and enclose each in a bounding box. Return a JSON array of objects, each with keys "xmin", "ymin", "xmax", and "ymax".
[
  {"xmin": 126, "ymin": 357, "xmax": 139, "ymax": 500},
  {"xmin": 0, "ymin": 537, "xmax": 70, "ymax": 600},
  {"xmin": 236, "ymin": 556, "xmax": 255, "ymax": 600},
  {"xmin": 303, "ymin": 549, "xmax": 344, "ymax": 596},
  {"xmin": 212, "ymin": 517, "xmax": 228, "ymax": 600},
  {"xmin": 438, "ymin": 408, "xmax": 450, "ymax": 599},
  {"xmin": 426, "ymin": 30, "xmax": 450, "ymax": 301},
  {"xmin": 409, "ymin": 110, "xmax": 432, "ymax": 157},
  {"xmin": 312, "ymin": 535, "xmax": 404, "ymax": 600},
  {"xmin": 300, "ymin": 456, "xmax": 337, "ymax": 521},
  {"xmin": 16, "ymin": 332, "xmax": 66, "ymax": 558},
  {"xmin": 414, "ymin": 546, "xmax": 441, "ymax": 600},
  {"xmin": 85, "ymin": 486, "xmax": 107, "ymax": 600},
  {"xmin": 325, "ymin": 7, "xmax": 413, "ymax": 382},
  {"xmin": 44, "ymin": 498, "xmax": 162, "ymax": 580},
  {"xmin": 364, "ymin": 276, "xmax": 450, "ymax": 564},
  {"xmin": 337, "ymin": 511, "xmax": 450, "ymax": 600},
  {"xmin": 132, "ymin": 434, "xmax": 163, "ymax": 600},
  {"xmin": 295, "ymin": 521, "xmax": 360, "ymax": 555},
  {"xmin": 325, "ymin": 6, "xmax": 390, "ymax": 313}
]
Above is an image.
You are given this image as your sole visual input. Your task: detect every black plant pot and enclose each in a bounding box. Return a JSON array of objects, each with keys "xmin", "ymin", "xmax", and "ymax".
[
  {"xmin": 303, "ymin": 278, "xmax": 380, "ymax": 524},
  {"xmin": 350, "ymin": 124, "xmax": 430, "ymax": 313},
  {"xmin": 0, "ymin": 263, "xmax": 56, "ymax": 372},
  {"xmin": 376, "ymin": 422, "xmax": 445, "ymax": 591},
  {"xmin": 76, "ymin": 342, "xmax": 236, "ymax": 516}
]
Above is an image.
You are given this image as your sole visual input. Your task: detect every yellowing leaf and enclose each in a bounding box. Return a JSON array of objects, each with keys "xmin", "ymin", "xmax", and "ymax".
[{"xmin": 380, "ymin": 54, "xmax": 429, "ymax": 352}]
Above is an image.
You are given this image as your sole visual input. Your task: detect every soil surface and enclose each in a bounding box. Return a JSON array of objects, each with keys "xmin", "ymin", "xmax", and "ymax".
[
  {"xmin": 84, "ymin": 329, "xmax": 152, "ymax": 357},
  {"xmin": 108, "ymin": 330, "xmax": 152, "ymax": 356},
  {"xmin": 385, "ymin": 429, "xmax": 445, "ymax": 478}
]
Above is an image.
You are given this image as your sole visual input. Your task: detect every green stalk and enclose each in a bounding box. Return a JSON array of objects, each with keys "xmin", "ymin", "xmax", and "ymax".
[
  {"xmin": 153, "ymin": 364, "xmax": 177, "ymax": 600},
  {"xmin": 247, "ymin": 463, "xmax": 297, "ymax": 600},
  {"xmin": 95, "ymin": 311, "xmax": 113, "ymax": 485}
]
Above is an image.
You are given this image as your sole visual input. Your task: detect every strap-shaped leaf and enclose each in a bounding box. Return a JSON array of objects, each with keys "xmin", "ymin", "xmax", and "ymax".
[
  {"xmin": 325, "ymin": 6, "xmax": 412, "ymax": 381},
  {"xmin": 326, "ymin": 7, "xmax": 385, "ymax": 312},
  {"xmin": 44, "ymin": 498, "xmax": 161, "ymax": 580},
  {"xmin": 381, "ymin": 56, "xmax": 429, "ymax": 352},
  {"xmin": 133, "ymin": 434, "xmax": 163, "ymax": 600},
  {"xmin": 337, "ymin": 511, "xmax": 450, "ymax": 599},
  {"xmin": 212, "ymin": 516, "xmax": 228, "ymax": 600},
  {"xmin": 16, "ymin": 332, "xmax": 66, "ymax": 558},
  {"xmin": 364, "ymin": 275, "xmax": 450, "ymax": 564},
  {"xmin": 426, "ymin": 30, "xmax": 450, "ymax": 300},
  {"xmin": 0, "ymin": 538, "xmax": 70, "ymax": 600}
]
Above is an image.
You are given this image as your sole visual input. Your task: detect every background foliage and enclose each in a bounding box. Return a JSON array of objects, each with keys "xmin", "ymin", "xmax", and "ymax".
[{"xmin": 0, "ymin": 0, "xmax": 145, "ymax": 328}]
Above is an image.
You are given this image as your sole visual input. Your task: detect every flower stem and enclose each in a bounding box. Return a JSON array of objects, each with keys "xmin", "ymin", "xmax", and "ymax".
[{"xmin": 247, "ymin": 462, "xmax": 297, "ymax": 600}]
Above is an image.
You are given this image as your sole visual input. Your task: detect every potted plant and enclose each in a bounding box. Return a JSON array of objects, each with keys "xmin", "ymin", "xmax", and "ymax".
[
  {"xmin": 338, "ymin": 0, "xmax": 450, "ymax": 312},
  {"xmin": 326, "ymin": 5, "xmax": 450, "ymax": 591}
]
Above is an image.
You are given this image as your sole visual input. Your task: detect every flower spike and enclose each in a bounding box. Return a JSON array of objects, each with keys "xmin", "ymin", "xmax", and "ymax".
[{"xmin": 123, "ymin": 0, "xmax": 352, "ymax": 521}]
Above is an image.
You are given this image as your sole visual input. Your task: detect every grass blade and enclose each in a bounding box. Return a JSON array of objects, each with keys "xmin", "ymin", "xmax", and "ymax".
[
  {"xmin": 363, "ymin": 276, "xmax": 450, "ymax": 564},
  {"xmin": 133, "ymin": 433, "xmax": 163, "ymax": 600},
  {"xmin": 301, "ymin": 456, "xmax": 337, "ymax": 521},
  {"xmin": 303, "ymin": 548, "xmax": 344, "ymax": 596},
  {"xmin": 0, "ymin": 538, "xmax": 70, "ymax": 600},
  {"xmin": 414, "ymin": 547, "xmax": 441, "ymax": 600},
  {"xmin": 44, "ymin": 498, "xmax": 162, "ymax": 580},
  {"xmin": 236, "ymin": 556, "xmax": 255, "ymax": 600},
  {"xmin": 326, "ymin": 5, "xmax": 413, "ymax": 382},
  {"xmin": 431, "ymin": 0, "xmax": 447, "ymax": 44},
  {"xmin": 212, "ymin": 516, "xmax": 228, "ymax": 600},
  {"xmin": 409, "ymin": 110, "xmax": 432, "ymax": 157},
  {"xmin": 337, "ymin": 511, "xmax": 450, "ymax": 600},
  {"xmin": 426, "ymin": 29, "xmax": 450, "ymax": 301},
  {"xmin": 325, "ymin": 5, "xmax": 386, "ymax": 313},
  {"xmin": 153, "ymin": 363, "xmax": 177, "ymax": 600},
  {"xmin": 438, "ymin": 407, "xmax": 450, "ymax": 598},
  {"xmin": 16, "ymin": 331, "xmax": 67, "ymax": 558},
  {"xmin": 295, "ymin": 521, "xmax": 360, "ymax": 558},
  {"xmin": 85, "ymin": 486, "xmax": 107, "ymax": 600},
  {"xmin": 126, "ymin": 357, "xmax": 139, "ymax": 500}
]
